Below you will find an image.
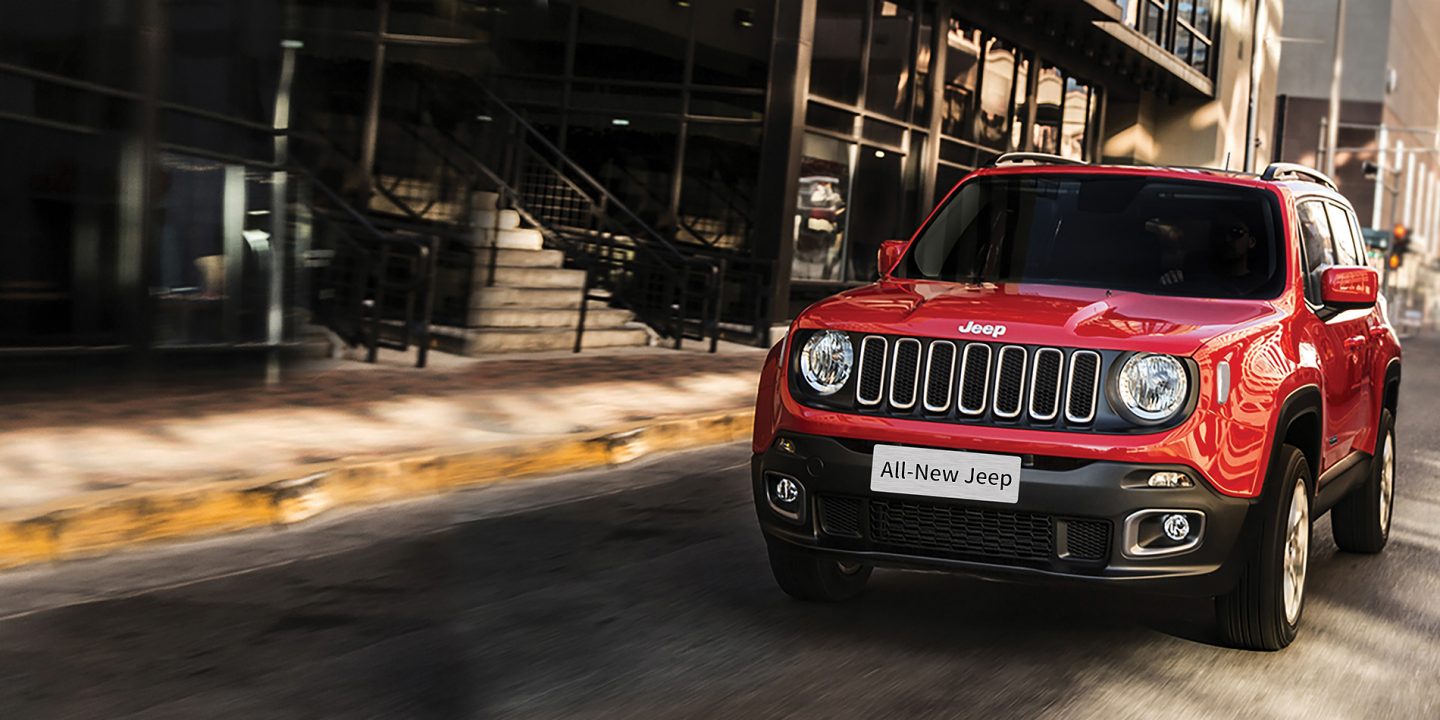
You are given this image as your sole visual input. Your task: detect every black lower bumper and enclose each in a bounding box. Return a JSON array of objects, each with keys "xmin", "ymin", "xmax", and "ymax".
[{"xmin": 754, "ymin": 433, "xmax": 1264, "ymax": 595}]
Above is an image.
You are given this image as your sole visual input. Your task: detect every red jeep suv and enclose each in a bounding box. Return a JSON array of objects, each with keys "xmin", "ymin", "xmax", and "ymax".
[{"xmin": 752, "ymin": 155, "xmax": 1402, "ymax": 650}]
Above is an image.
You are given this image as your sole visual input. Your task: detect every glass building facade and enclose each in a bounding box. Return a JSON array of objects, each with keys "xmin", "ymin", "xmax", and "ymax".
[{"xmin": 1, "ymin": 0, "xmax": 1231, "ymax": 353}]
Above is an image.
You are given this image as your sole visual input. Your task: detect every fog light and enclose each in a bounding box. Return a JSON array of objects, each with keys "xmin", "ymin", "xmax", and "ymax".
[
  {"xmin": 1147, "ymin": 471, "xmax": 1194, "ymax": 488},
  {"xmin": 774, "ymin": 476, "xmax": 800, "ymax": 504},
  {"xmin": 765, "ymin": 472, "xmax": 805, "ymax": 522},
  {"xmin": 775, "ymin": 437, "xmax": 797, "ymax": 455},
  {"xmin": 1162, "ymin": 513, "xmax": 1191, "ymax": 542}
]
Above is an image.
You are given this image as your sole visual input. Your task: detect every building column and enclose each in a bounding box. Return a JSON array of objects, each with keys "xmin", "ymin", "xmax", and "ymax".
[{"xmin": 752, "ymin": 0, "xmax": 816, "ymax": 333}]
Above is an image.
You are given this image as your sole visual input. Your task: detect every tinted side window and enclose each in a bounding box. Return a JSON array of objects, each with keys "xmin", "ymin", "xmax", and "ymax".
[
  {"xmin": 1325, "ymin": 203, "xmax": 1360, "ymax": 265},
  {"xmin": 1296, "ymin": 201, "xmax": 1333, "ymax": 304}
]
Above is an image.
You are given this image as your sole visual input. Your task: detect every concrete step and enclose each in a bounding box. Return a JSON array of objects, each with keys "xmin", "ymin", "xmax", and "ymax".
[
  {"xmin": 466, "ymin": 305, "xmax": 633, "ymax": 329},
  {"xmin": 471, "ymin": 285, "xmax": 584, "ymax": 309},
  {"xmin": 473, "ymin": 208, "xmax": 521, "ymax": 231},
  {"xmin": 432, "ymin": 326, "xmax": 652, "ymax": 354},
  {"xmin": 473, "ymin": 227, "xmax": 544, "ymax": 251},
  {"xmin": 481, "ymin": 266, "xmax": 585, "ymax": 289},
  {"xmin": 473, "ymin": 190, "xmax": 500, "ymax": 211},
  {"xmin": 469, "ymin": 248, "xmax": 565, "ymax": 269}
]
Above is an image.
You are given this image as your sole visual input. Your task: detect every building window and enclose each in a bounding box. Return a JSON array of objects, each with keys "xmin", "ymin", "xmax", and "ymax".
[
  {"xmin": 1123, "ymin": 0, "xmax": 1216, "ymax": 76},
  {"xmin": 811, "ymin": 0, "xmax": 867, "ymax": 104},
  {"xmin": 792, "ymin": 133, "xmax": 853, "ymax": 282},
  {"xmin": 1059, "ymin": 77, "xmax": 1094, "ymax": 161},
  {"xmin": 1031, "ymin": 64, "xmax": 1064, "ymax": 154},
  {"xmin": 941, "ymin": 18, "xmax": 982, "ymax": 141},
  {"xmin": 978, "ymin": 37, "xmax": 1019, "ymax": 150},
  {"xmin": 865, "ymin": 0, "xmax": 916, "ymax": 119}
]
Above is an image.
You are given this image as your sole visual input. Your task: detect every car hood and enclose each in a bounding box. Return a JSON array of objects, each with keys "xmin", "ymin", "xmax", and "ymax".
[{"xmin": 795, "ymin": 280, "xmax": 1284, "ymax": 356}]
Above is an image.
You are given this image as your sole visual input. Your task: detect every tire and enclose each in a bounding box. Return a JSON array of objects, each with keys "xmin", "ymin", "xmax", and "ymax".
[
  {"xmin": 765, "ymin": 538, "xmax": 872, "ymax": 602},
  {"xmin": 1216, "ymin": 445, "xmax": 1312, "ymax": 651},
  {"xmin": 1332, "ymin": 409, "xmax": 1396, "ymax": 554}
]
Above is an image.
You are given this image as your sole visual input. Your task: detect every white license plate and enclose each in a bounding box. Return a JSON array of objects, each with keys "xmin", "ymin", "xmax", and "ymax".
[{"xmin": 870, "ymin": 444, "xmax": 1022, "ymax": 504}]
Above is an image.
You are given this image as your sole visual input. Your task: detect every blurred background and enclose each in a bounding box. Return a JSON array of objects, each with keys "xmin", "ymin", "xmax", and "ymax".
[
  {"xmin": 2, "ymin": 0, "xmax": 1436, "ymax": 366},
  {"xmin": 1, "ymin": 1, "xmax": 1438, "ymax": 717}
]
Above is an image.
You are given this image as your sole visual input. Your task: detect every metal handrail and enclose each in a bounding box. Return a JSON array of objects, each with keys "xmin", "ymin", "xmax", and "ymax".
[{"xmin": 457, "ymin": 77, "xmax": 696, "ymax": 264}]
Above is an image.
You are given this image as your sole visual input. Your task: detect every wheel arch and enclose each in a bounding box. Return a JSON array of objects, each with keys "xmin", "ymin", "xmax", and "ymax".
[{"xmin": 1265, "ymin": 385, "xmax": 1323, "ymax": 506}]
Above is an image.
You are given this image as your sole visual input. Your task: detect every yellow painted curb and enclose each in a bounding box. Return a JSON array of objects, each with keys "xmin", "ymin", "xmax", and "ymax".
[{"xmin": 0, "ymin": 408, "xmax": 754, "ymax": 570}]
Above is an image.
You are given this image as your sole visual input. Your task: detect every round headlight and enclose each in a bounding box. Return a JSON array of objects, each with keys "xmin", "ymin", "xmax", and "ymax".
[
  {"xmin": 799, "ymin": 330, "xmax": 853, "ymax": 396},
  {"xmin": 1116, "ymin": 353, "xmax": 1189, "ymax": 422}
]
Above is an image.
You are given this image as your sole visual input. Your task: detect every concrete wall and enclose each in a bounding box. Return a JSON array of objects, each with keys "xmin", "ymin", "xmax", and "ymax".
[
  {"xmin": 1275, "ymin": 0, "xmax": 1391, "ymax": 101},
  {"xmin": 1103, "ymin": 0, "xmax": 1284, "ymax": 171}
]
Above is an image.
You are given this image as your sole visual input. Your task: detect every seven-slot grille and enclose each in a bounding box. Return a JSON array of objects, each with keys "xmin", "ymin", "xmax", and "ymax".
[{"xmin": 853, "ymin": 336, "xmax": 1104, "ymax": 426}]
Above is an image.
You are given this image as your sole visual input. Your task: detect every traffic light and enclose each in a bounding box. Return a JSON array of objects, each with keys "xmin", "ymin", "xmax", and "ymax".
[
  {"xmin": 1386, "ymin": 224, "xmax": 1410, "ymax": 269},
  {"xmin": 1392, "ymin": 223, "xmax": 1410, "ymax": 255}
]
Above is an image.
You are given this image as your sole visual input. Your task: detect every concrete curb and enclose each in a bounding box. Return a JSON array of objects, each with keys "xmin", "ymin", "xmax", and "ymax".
[{"xmin": 0, "ymin": 408, "xmax": 755, "ymax": 571}]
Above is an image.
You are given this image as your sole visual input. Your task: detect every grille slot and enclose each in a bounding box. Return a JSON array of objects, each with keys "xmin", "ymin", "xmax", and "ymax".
[
  {"xmin": 818, "ymin": 496, "xmax": 863, "ymax": 538},
  {"xmin": 957, "ymin": 343, "xmax": 992, "ymax": 415},
  {"xmin": 888, "ymin": 338, "xmax": 922, "ymax": 409},
  {"xmin": 855, "ymin": 336, "xmax": 888, "ymax": 406},
  {"xmin": 922, "ymin": 341, "xmax": 957, "ymax": 412},
  {"xmin": 1059, "ymin": 519, "xmax": 1111, "ymax": 561},
  {"xmin": 1028, "ymin": 348, "xmax": 1064, "ymax": 421},
  {"xmin": 869, "ymin": 499, "xmax": 1054, "ymax": 563},
  {"xmin": 992, "ymin": 346, "xmax": 1028, "ymax": 418},
  {"xmin": 1065, "ymin": 350, "xmax": 1102, "ymax": 423}
]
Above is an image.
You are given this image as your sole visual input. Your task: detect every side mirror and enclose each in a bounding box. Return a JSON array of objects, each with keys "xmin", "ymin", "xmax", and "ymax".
[
  {"xmin": 1320, "ymin": 265, "xmax": 1379, "ymax": 309},
  {"xmin": 877, "ymin": 240, "xmax": 907, "ymax": 278}
]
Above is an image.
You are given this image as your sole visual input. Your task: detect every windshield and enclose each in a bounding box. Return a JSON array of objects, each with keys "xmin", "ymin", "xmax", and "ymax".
[{"xmin": 901, "ymin": 174, "xmax": 1285, "ymax": 299}]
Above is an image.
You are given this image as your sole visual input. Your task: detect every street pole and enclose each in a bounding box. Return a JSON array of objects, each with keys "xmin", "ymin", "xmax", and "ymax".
[
  {"xmin": 1372, "ymin": 124, "xmax": 1387, "ymax": 229},
  {"xmin": 1243, "ymin": 0, "xmax": 1265, "ymax": 172},
  {"xmin": 1324, "ymin": 0, "xmax": 1347, "ymax": 178}
]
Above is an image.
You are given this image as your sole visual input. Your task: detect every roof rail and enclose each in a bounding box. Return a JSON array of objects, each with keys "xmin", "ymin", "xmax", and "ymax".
[
  {"xmin": 991, "ymin": 152, "xmax": 1086, "ymax": 167},
  {"xmin": 1260, "ymin": 162, "xmax": 1337, "ymax": 190}
]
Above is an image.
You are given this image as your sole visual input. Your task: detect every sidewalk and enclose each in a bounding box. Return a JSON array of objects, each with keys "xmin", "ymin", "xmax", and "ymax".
[{"xmin": 0, "ymin": 344, "xmax": 768, "ymax": 568}]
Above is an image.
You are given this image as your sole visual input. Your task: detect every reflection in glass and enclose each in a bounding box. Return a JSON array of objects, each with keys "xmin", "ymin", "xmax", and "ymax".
[
  {"xmin": 1031, "ymin": 65, "xmax": 1063, "ymax": 155},
  {"xmin": 865, "ymin": 0, "xmax": 915, "ymax": 119},
  {"xmin": 942, "ymin": 18, "xmax": 981, "ymax": 140},
  {"xmin": 1060, "ymin": 78, "xmax": 1092, "ymax": 161},
  {"xmin": 792, "ymin": 134, "xmax": 852, "ymax": 281},
  {"xmin": 977, "ymin": 37, "xmax": 1015, "ymax": 149},
  {"xmin": 913, "ymin": 12, "xmax": 933, "ymax": 125},
  {"xmin": 1008, "ymin": 51, "xmax": 1030, "ymax": 153}
]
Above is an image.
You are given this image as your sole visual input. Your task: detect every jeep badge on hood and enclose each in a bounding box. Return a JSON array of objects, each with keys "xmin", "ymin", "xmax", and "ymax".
[{"xmin": 957, "ymin": 321, "xmax": 1006, "ymax": 338}]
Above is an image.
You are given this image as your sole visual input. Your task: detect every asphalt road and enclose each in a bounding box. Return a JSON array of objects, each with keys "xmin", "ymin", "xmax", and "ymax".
[{"xmin": 2, "ymin": 341, "xmax": 1439, "ymax": 719}]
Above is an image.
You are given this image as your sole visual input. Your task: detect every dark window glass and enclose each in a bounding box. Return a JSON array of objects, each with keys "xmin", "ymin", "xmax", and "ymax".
[
  {"xmin": 1191, "ymin": 40, "xmax": 1210, "ymax": 74},
  {"xmin": 1174, "ymin": 28, "xmax": 1193, "ymax": 65},
  {"xmin": 1031, "ymin": 65, "xmax": 1064, "ymax": 155},
  {"xmin": 692, "ymin": 0, "xmax": 774, "ymax": 89},
  {"xmin": 575, "ymin": 6, "xmax": 685, "ymax": 83},
  {"xmin": 847, "ymin": 146, "xmax": 906, "ymax": 280},
  {"xmin": 901, "ymin": 175, "xmax": 1286, "ymax": 300},
  {"xmin": 977, "ymin": 37, "xmax": 1016, "ymax": 150},
  {"xmin": 913, "ymin": 10, "xmax": 933, "ymax": 125},
  {"xmin": 1297, "ymin": 200, "xmax": 1334, "ymax": 303},
  {"xmin": 679, "ymin": 123, "xmax": 762, "ymax": 249},
  {"xmin": 865, "ymin": 0, "xmax": 915, "ymax": 119},
  {"xmin": 564, "ymin": 113, "xmax": 680, "ymax": 229},
  {"xmin": 1142, "ymin": 1, "xmax": 1167, "ymax": 45},
  {"xmin": 479, "ymin": 0, "xmax": 572, "ymax": 77},
  {"xmin": 792, "ymin": 133, "xmax": 853, "ymax": 281},
  {"xmin": 863, "ymin": 117, "xmax": 906, "ymax": 148},
  {"xmin": 941, "ymin": 18, "xmax": 982, "ymax": 140},
  {"xmin": 806, "ymin": 101, "xmax": 856, "ymax": 134},
  {"xmin": 1195, "ymin": 0, "xmax": 1213, "ymax": 30},
  {"xmin": 811, "ymin": 0, "xmax": 867, "ymax": 104}
]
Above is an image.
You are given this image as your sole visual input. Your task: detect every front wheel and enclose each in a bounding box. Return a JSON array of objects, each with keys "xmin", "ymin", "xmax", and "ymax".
[
  {"xmin": 1332, "ymin": 409, "xmax": 1395, "ymax": 553},
  {"xmin": 765, "ymin": 539, "xmax": 872, "ymax": 602},
  {"xmin": 1216, "ymin": 445, "xmax": 1312, "ymax": 651}
]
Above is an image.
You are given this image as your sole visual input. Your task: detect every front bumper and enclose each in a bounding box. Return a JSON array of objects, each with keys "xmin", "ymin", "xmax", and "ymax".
[{"xmin": 754, "ymin": 433, "xmax": 1263, "ymax": 595}]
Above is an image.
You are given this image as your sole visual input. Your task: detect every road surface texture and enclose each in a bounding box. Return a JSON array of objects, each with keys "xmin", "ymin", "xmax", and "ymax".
[{"xmin": 1, "ymin": 339, "xmax": 1438, "ymax": 719}]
